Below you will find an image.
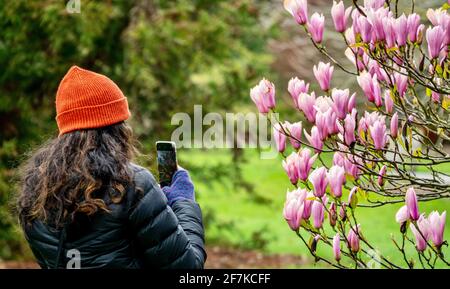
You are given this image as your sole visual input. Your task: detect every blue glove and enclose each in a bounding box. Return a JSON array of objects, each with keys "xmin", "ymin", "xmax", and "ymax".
[{"xmin": 161, "ymin": 169, "xmax": 195, "ymax": 206}]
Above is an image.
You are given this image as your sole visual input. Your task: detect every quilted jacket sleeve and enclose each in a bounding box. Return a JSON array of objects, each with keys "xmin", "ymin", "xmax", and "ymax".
[{"xmin": 128, "ymin": 167, "xmax": 206, "ymax": 269}]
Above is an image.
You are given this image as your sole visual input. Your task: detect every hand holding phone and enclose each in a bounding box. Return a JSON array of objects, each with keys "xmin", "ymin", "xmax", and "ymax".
[{"xmin": 156, "ymin": 141, "xmax": 178, "ymax": 187}]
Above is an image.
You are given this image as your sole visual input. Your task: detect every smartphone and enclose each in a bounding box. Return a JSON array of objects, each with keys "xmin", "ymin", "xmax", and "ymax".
[{"xmin": 156, "ymin": 141, "xmax": 178, "ymax": 187}]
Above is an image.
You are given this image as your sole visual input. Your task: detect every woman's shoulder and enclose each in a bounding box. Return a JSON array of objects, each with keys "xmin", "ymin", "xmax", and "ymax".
[
  {"xmin": 127, "ymin": 163, "xmax": 164, "ymax": 205},
  {"xmin": 129, "ymin": 163, "xmax": 157, "ymax": 186},
  {"xmin": 126, "ymin": 163, "xmax": 169, "ymax": 221}
]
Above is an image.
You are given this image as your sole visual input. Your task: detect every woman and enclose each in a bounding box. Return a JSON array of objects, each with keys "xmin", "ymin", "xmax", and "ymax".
[{"xmin": 17, "ymin": 66, "xmax": 206, "ymax": 269}]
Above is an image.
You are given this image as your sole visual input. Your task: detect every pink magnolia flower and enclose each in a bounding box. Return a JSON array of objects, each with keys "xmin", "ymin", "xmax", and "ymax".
[
  {"xmin": 273, "ymin": 123, "xmax": 287, "ymax": 152},
  {"xmin": 406, "ymin": 187, "xmax": 420, "ymax": 221},
  {"xmin": 378, "ymin": 165, "xmax": 387, "ymax": 186},
  {"xmin": 284, "ymin": 0, "xmax": 308, "ymax": 25},
  {"xmin": 282, "ymin": 152, "xmax": 299, "ymax": 185},
  {"xmin": 383, "ymin": 17, "xmax": 396, "ymax": 48},
  {"xmin": 311, "ymin": 200, "xmax": 325, "ymax": 228},
  {"xmin": 426, "ymin": 9, "xmax": 450, "ymax": 45},
  {"xmin": 304, "ymin": 126, "xmax": 323, "ymax": 153},
  {"xmin": 366, "ymin": 9, "xmax": 385, "ymax": 42},
  {"xmin": 250, "ymin": 85, "xmax": 269, "ymax": 114},
  {"xmin": 384, "ymin": 90, "xmax": 394, "ymax": 114},
  {"xmin": 298, "ymin": 92, "xmax": 317, "ymax": 123},
  {"xmin": 315, "ymin": 109, "xmax": 337, "ymax": 139},
  {"xmin": 428, "ymin": 211, "xmax": 446, "ymax": 248},
  {"xmin": 333, "ymin": 233, "xmax": 341, "ymax": 261},
  {"xmin": 359, "ymin": 111, "xmax": 385, "ymax": 133},
  {"xmin": 348, "ymin": 92, "xmax": 356, "ymax": 112},
  {"xmin": 410, "ymin": 214, "xmax": 430, "ymax": 252},
  {"xmin": 308, "ymin": 13, "xmax": 325, "ymax": 43},
  {"xmin": 331, "ymin": 1, "xmax": 352, "ymax": 33},
  {"xmin": 333, "ymin": 152, "xmax": 345, "ymax": 167},
  {"xmin": 395, "ymin": 14, "xmax": 408, "ymax": 46},
  {"xmin": 416, "ymin": 24, "xmax": 425, "ymax": 44},
  {"xmin": 286, "ymin": 121, "xmax": 303, "ymax": 149},
  {"xmin": 336, "ymin": 109, "xmax": 357, "ymax": 146},
  {"xmin": 427, "ymin": 8, "xmax": 449, "ymax": 25},
  {"xmin": 352, "ymin": 9, "xmax": 361, "ymax": 34},
  {"xmin": 364, "ymin": 0, "xmax": 385, "ymax": 9},
  {"xmin": 357, "ymin": 72, "xmax": 382, "ymax": 106},
  {"xmin": 347, "ymin": 224, "xmax": 361, "ymax": 252},
  {"xmin": 344, "ymin": 109, "xmax": 357, "ymax": 145},
  {"xmin": 314, "ymin": 95, "xmax": 334, "ymax": 113},
  {"xmin": 283, "ymin": 188, "xmax": 307, "ymax": 231},
  {"xmin": 369, "ymin": 120, "xmax": 387, "ymax": 150},
  {"xmin": 358, "ymin": 15, "xmax": 373, "ymax": 43},
  {"xmin": 390, "ymin": 112, "xmax": 398, "ymax": 138},
  {"xmin": 315, "ymin": 110, "xmax": 329, "ymax": 140},
  {"xmin": 296, "ymin": 148, "xmax": 317, "ymax": 181},
  {"xmin": 325, "ymin": 108, "xmax": 339, "ymax": 135},
  {"xmin": 328, "ymin": 165, "xmax": 346, "ymax": 198},
  {"xmin": 368, "ymin": 59, "xmax": 388, "ymax": 82},
  {"xmin": 313, "ymin": 62, "xmax": 334, "ymax": 91},
  {"xmin": 302, "ymin": 191, "xmax": 314, "ymax": 219},
  {"xmin": 331, "ymin": 88, "xmax": 350, "ymax": 119},
  {"xmin": 345, "ymin": 26, "xmax": 356, "ymax": 45},
  {"xmin": 309, "ymin": 167, "xmax": 328, "ymax": 197},
  {"xmin": 431, "ymin": 91, "xmax": 440, "ymax": 103},
  {"xmin": 393, "ymin": 72, "xmax": 408, "ymax": 98},
  {"xmin": 344, "ymin": 155, "xmax": 360, "ymax": 179},
  {"xmin": 288, "ymin": 77, "xmax": 310, "ymax": 108},
  {"xmin": 426, "ymin": 26, "xmax": 445, "ymax": 59},
  {"xmin": 395, "ymin": 205, "xmax": 409, "ymax": 224},
  {"xmin": 250, "ymin": 79, "xmax": 276, "ymax": 113},
  {"xmin": 285, "ymin": 188, "xmax": 306, "ymax": 203},
  {"xmin": 407, "ymin": 13, "xmax": 421, "ymax": 43}
]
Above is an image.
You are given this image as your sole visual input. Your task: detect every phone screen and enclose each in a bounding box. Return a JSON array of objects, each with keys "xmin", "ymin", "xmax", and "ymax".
[{"xmin": 156, "ymin": 141, "xmax": 177, "ymax": 187}]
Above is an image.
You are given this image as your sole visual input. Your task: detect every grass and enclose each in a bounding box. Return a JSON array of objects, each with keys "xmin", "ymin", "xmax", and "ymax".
[{"xmin": 179, "ymin": 148, "xmax": 450, "ymax": 268}]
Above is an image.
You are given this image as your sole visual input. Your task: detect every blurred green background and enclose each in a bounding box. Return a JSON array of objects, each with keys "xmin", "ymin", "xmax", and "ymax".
[{"xmin": 0, "ymin": 0, "xmax": 448, "ymax": 268}]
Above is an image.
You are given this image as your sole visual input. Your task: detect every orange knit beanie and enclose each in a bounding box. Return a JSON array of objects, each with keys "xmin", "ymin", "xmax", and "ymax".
[{"xmin": 55, "ymin": 66, "xmax": 130, "ymax": 135}]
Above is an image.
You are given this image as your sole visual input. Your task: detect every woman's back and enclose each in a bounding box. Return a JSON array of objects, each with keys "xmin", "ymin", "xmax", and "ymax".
[
  {"xmin": 18, "ymin": 66, "xmax": 206, "ymax": 269},
  {"xmin": 24, "ymin": 164, "xmax": 205, "ymax": 269}
]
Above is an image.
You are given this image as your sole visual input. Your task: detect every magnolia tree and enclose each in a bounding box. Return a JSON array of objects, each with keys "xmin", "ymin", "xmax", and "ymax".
[{"xmin": 250, "ymin": 0, "xmax": 449, "ymax": 268}]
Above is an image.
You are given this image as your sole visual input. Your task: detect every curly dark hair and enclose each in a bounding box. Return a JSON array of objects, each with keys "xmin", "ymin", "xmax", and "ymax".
[{"xmin": 17, "ymin": 122, "xmax": 139, "ymax": 228}]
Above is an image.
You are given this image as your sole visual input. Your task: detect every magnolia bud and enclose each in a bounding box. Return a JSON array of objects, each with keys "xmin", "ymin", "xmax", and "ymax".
[
  {"xmin": 339, "ymin": 203, "xmax": 347, "ymax": 221},
  {"xmin": 329, "ymin": 202, "xmax": 337, "ymax": 227}
]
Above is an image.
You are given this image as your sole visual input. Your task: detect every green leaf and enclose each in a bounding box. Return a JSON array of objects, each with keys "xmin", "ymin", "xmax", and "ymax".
[
  {"xmin": 443, "ymin": 96, "xmax": 450, "ymax": 110},
  {"xmin": 436, "ymin": 64, "xmax": 443, "ymax": 75},
  {"xmin": 397, "ymin": 131, "xmax": 406, "ymax": 150}
]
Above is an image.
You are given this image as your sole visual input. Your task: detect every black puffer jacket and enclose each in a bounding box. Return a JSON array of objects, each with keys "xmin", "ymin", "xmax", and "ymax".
[{"xmin": 23, "ymin": 164, "xmax": 206, "ymax": 269}]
